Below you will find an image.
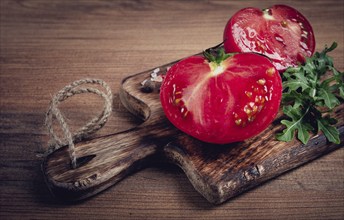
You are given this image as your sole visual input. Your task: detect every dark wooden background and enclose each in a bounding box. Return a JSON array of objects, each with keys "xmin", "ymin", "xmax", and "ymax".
[{"xmin": 1, "ymin": 0, "xmax": 343, "ymax": 219}]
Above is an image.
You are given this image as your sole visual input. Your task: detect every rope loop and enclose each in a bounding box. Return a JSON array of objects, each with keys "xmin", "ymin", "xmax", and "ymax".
[{"xmin": 45, "ymin": 78, "xmax": 113, "ymax": 169}]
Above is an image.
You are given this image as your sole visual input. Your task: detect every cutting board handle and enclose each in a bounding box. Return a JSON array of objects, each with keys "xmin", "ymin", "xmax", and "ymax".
[{"xmin": 42, "ymin": 125, "xmax": 161, "ymax": 201}]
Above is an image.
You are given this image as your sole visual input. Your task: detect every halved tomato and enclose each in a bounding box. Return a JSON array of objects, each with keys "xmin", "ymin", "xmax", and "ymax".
[
  {"xmin": 160, "ymin": 52, "xmax": 282, "ymax": 144},
  {"xmin": 223, "ymin": 5, "xmax": 315, "ymax": 72}
]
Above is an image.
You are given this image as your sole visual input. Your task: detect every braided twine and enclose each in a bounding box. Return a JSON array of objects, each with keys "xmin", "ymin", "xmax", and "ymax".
[{"xmin": 45, "ymin": 79, "xmax": 113, "ymax": 169}]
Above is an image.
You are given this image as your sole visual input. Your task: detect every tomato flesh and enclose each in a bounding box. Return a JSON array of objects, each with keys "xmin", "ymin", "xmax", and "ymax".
[
  {"xmin": 223, "ymin": 5, "xmax": 315, "ymax": 72},
  {"xmin": 160, "ymin": 53, "xmax": 282, "ymax": 144}
]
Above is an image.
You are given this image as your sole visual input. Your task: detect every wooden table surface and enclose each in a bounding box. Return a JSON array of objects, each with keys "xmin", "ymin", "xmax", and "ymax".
[{"xmin": 1, "ymin": 0, "xmax": 343, "ymax": 219}]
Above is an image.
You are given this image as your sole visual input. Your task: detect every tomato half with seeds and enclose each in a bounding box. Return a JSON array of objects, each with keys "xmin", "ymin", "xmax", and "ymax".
[
  {"xmin": 223, "ymin": 5, "xmax": 315, "ymax": 72},
  {"xmin": 160, "ymin": 53, "xmax": 282, "ymax": 144}
]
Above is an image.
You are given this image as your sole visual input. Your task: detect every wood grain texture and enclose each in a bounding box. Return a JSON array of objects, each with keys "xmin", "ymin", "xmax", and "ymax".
[{"xmin": 1, "ymin": 0, "xmax": 343, "ymax": 219}]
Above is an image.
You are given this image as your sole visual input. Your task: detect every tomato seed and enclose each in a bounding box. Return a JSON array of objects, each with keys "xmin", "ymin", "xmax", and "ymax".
[
  {"xmin": 257, "ymin": 78, "xmax": 266, "ymax": 85},
  {"xmin": 252, "ymin": 105, "xmax": 258, "ymax": 114},
  {"xmin": 256, "ymin": 41, "xmax": 266, "ymax": 52},
  {"xmin": 235, "ymin": 118, "xmax": 242, "ymax": 126},
  {"xmin": 248, "ymin": 115, "xmax": 256, "ymax": 122},
  {"xmin": 244, "ymin": 105, "xmax": 252, "ymax": 115},
  {"xmin": 173, "ymin": 98, "xmax": 181, "ymax": 105},
  {"xmin": 266, "ymin": 67, "xmax": 276, "ymax": 77},
  {"xmin": 245, "ymin": 91, "xmax": 253, "ymax": 98},
  {"xmin": 255, "ymin": 95, "xmax": 265, "ymax": 104}
]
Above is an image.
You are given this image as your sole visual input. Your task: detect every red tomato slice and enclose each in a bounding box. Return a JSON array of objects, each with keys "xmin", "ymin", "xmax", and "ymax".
[
  {"xmin": 223, "ymin": 5, "xmax": 315, "ymax": 72},
  {"xmin": 160, "ymin": 53, "xmax": 282, "ymax": 144}
]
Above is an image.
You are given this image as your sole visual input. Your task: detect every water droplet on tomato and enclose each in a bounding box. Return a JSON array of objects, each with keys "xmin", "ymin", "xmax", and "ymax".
[
  {"xmin": 298, "ymin": 22, "xmax": 304, "ymax": 29},
  {"xmin": 274, "ymin": 34, "xmax": 285, "ymax": 45},
  {"xmin": 180, "ymin": 106, "xmax": 188, "ymax": 118},
  {"xmin": 301, "ymin": 30, "xmax": 308, "ymax": 38},
  {"xmin": 300, "ymin": 41, "xmax": 309, "ymax": 51}
]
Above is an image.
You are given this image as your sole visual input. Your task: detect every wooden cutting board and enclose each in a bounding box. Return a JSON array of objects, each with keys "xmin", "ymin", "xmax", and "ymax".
[{"xmin": 42, "ymin": 52, "xmax": 344, "ymax": 204}]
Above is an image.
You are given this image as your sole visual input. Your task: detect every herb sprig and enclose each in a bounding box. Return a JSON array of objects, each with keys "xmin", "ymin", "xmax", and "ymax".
[{"xmin": 276, "ymin": 42, "xmax": 344, "ymax": 144}]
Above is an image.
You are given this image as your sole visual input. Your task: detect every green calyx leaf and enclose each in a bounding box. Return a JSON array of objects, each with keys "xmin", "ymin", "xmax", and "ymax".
[
  {"xmin": 203, "ymin": 47, "xmax": 234, "ymax": 65},
  {"xmin": 277, "ymin": 42, "xmax": 343, "ymax": 144}
]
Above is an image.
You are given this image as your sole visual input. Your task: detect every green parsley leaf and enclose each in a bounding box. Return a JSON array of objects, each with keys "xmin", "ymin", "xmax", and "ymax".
[
  {"xmin": 317, "ymin": 117, "xmax": 340, "ymax": 144},
  {"xmin": 317, "ymin": 87, "xmax": 340, "ymax": 109},
  {"xmin": 277, "ymin": 105, "xmax": 313, "ymax": 144},
  {"xmin": 277, "ymin": 42, "xmax": 343, "ymax": 144}
]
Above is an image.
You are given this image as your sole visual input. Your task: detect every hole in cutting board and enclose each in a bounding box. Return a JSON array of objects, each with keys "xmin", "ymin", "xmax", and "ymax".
[{"xmin": 73, "ymin": 154, "xmax": 96, "ymax": 169}]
